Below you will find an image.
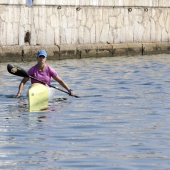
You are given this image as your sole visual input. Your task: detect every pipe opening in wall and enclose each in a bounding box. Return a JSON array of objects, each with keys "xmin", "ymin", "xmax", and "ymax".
[
  {"xmin": 128, "ymin": 8, "xmax": 132, "ymax": 12},
  {"xmin": 144, "ymin": 8, "xmax": 148, "ymax": 12},
  {"xmin": 58, "ymin": 6, "xmax": 61, "ymax": 9},
  {"xmin": 24, "ymin": 32, "xmax": 31, "ymax": 45},
  {"xmin": 76, "ymin": 7, "xmax": 81, "ymax": 11}
]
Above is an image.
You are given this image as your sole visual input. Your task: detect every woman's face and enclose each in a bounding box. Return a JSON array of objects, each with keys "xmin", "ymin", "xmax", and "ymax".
[{"xmin": 37, "ymin": 55, "xmax": 46, "ymax": 64}]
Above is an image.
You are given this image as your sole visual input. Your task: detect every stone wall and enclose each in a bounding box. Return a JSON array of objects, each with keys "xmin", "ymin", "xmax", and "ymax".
[{"xmin": 0, "ymin": 0, "xmax": 170, "ymax": 62}]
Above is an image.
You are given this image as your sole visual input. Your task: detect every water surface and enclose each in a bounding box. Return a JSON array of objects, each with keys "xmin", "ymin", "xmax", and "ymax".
[{"xmin": 0, "ymin": 54, "xmax": 170, "ymax": 169}]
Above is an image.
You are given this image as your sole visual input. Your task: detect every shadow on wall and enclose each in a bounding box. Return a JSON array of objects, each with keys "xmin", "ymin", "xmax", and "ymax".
[{"xmin": 24, "ymin": 32, "xmax": 31, "ymax": 45}]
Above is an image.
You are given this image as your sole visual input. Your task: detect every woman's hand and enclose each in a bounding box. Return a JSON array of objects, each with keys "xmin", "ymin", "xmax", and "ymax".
[
  {"xmin": 16, "ymin": 93, "xmax": 21, "ymax": 98},
  {"xmin": 68, "ymin": 89, "xmax": 74, "ymax": 96}
]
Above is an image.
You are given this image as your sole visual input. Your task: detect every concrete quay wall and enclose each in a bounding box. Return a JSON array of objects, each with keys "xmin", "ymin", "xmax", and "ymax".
[
  {"xmin": 0, "ymin": 0, "xmax": 170, "ymax": 61},
  {"xmin": 1, "ymin": 42, "xmax": 170, "ymax": 62}
]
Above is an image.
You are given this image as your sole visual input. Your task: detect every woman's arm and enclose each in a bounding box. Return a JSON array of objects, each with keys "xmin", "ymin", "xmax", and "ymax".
[
  {"xmin": 52, "ymin": 75, "xmax": 74, "ymax": 96},
  {"xmin": 16, "ymin": 77, "xmax": 29, "ymax": 97}
]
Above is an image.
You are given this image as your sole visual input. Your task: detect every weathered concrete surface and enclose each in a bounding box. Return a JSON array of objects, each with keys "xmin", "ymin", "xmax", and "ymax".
[
  {"xmin": 1, "ymin": 5, "xmax": 170, "ymax": 46},
  {"xmin": 1, "ymin": 1, "xmax": 170, "ymax": 62},
  {"xmin": 0, "ymin": 42, "xmax": 170, "ymax": 62}
]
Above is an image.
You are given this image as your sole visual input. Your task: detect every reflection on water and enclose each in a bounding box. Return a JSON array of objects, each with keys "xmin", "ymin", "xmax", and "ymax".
[{"xmin": 0, "ymin": 54, "xmax": 170, "ymax": 169}]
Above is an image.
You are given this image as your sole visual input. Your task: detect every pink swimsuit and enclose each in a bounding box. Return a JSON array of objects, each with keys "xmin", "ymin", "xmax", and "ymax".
[{"xmin": 28, "ymin": 65, "xmax": 58, "ymax": 84}]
